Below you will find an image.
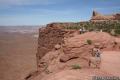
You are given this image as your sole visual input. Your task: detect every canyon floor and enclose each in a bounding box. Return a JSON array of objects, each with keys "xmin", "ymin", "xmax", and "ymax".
[{"xmin": 0, "ymin": 27, "xmax": 38, "ymax": 80}]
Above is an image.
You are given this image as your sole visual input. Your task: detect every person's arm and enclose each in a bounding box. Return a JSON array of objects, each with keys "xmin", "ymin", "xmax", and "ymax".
[
  {"xmin": 98, "ymin": 49, "xmax": 102, "ymax": 55},
  {"xmin": 90, "ymin": 48, "xmax": 94, "ymax": 56}
]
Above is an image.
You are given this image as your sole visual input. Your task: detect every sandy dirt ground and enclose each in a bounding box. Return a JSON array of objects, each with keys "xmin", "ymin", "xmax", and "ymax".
[
  {"xmin": 0, "ymin": 31, "xmax": 38, "ymax": 80},
  {"xmin": 101, "ymin": 51, "xmax": 120, "ymax": 76}
]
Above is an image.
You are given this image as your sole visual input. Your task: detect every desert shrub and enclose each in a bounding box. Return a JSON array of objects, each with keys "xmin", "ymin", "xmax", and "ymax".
[
  {"xmin": 45, "ymin": 69, "xmax": 52, "ymax": 74},
  {"xmin": 89, "ymin": 28, "xmax": 94, "ymax": 32},
  {"xmin": 86, "ymin": 39, "xmax": 92, "ymax": 45},
  {"xmin": 115, "ymin": 29, "xmax": 120, "ymax": 35},
  {"xmin": 63, "ymin": 21, "xmax": 120, "ymax": 36},
  {"xmin": 72, "ymin": 64, "xmax": 81, "ymax": 69}
]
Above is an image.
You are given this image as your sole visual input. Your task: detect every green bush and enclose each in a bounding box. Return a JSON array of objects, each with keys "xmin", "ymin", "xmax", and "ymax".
[
  {"xmin": 72, "ymin": 64, "xmax": 81, "ymax": 69},
  {"xmin": 115, "ymin": 29, "xmax": 120, "ymax": 35},
  {"xmin": 86, "ymin": 39, "xmax": 92, "ymax": 45},
  {"xmin": 63, "ymin": 21, "xmax": 120, "ymax": 36}
]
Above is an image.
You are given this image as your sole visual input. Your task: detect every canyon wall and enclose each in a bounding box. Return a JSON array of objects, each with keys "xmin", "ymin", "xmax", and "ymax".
[{"xmin": 36, "ymin": 23, "xmax": 76, "ymax": 69}]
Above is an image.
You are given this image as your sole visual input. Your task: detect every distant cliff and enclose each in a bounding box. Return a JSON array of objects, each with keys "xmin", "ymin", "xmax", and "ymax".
[{"xmin": 90, "ymin": 11, "xmax": 120, "ymax": 22}]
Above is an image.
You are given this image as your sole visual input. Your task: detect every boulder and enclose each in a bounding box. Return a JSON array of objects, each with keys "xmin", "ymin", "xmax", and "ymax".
[
  {"xmin": 54, "ymin": 44, "xmax": 61, "ymax": 50},
  {"xmin": 60, "ymin": 53, "xmax": 78, "ymax": 62}
]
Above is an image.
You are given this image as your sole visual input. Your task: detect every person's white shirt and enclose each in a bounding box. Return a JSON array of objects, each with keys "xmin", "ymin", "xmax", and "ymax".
[{"xmin": 79, "ymin": 29, "xmax": 82, "ymax": 31}]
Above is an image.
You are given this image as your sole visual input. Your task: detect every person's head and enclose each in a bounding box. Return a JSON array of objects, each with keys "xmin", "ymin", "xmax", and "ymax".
[
  {"xmin": 96, "ymin": 49, "xmax": 99, "ymax": 52},
  {"xmin": 94, "ymin": 43, "xmax": 100, "ymax": 49}
]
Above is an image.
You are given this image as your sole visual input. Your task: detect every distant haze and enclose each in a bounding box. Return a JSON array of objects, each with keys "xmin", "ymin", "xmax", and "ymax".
[{"xmin": 0, "ymin": 25, "xmax": 43, "ymax": 38}]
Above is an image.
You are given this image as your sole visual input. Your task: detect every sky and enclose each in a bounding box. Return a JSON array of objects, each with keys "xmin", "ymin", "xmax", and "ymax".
[{"xmin": 0, "ymin": 0, "xmax": 120, "ymax": 25}]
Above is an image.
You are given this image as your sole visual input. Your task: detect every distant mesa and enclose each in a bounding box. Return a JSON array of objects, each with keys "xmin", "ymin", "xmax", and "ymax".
[{"xmin": 90, "ymin": 10, "xmax": 120, "ymax": 22}]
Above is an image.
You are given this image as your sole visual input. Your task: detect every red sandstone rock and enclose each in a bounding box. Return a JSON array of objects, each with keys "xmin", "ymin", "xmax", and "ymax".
[{"xmin": 91, "ymin": 11, "xmax": 120, "ymax": 22}]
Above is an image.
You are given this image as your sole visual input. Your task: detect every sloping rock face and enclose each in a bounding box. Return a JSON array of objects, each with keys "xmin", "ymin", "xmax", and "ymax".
[
  {"xmin": 36, "ymin": 23, "xmax": 76, "ymax": 70},
  {"xmin": 91, "ymin": 11, "xmax": 120, "ymax": 22},
  {"xmin": 37, "ymin": 25, "xmax": 64, "ymax": 68},
  {"xmin": 60, "ymin": 32, "xmax": 120, "ymax": 63},
  {"xmin": 37, "ymin": 25, "xmax": 64, "ymax": 58}
]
